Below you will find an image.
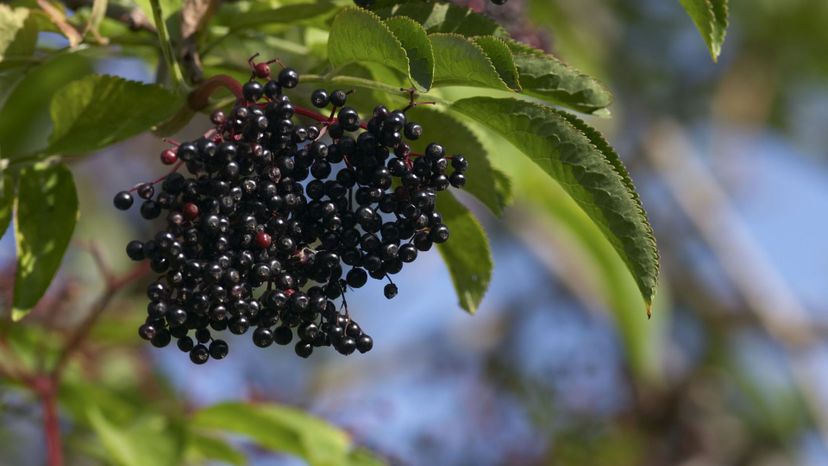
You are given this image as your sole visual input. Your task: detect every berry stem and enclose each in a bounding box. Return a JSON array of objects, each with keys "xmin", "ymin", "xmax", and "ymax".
[
  {"xmin": 188, "ymin": 75, "xmax": 244, "ymax": 110},
  {"xmin": 128, "ymin": 160, "xmax": 184, "ymax": 192},
  {"xmin": 292, "ymin": 105, "xmax": 369, "ymax": 130},
  {"xmin": 149, "ymin": 0, "xmax": 185, "ymax": 88}
]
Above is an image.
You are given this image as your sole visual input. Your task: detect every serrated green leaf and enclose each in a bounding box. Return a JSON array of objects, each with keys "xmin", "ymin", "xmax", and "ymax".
[
  {"xmin": 328, "ymin": 8, "xmax": 412, "ymax": 89},
  {"xmin": 193, "ymin": 402, "xmax": 354, "ymax": 466},
  {"xmin": 384, "ymin": 16, "xmax": 434, "ymax": 91},
  {"xmin": 47, "ymin": 74, "xmax": 182, "ymax": 155},
  {"xmin": 406, "ymin": 106, "xmax": 511, "ymax": 215},
  {"xmin": 0, "ymin": 175, "xmax": 13, "ymax": 239},
  {"xmin": 473, "ymin": 36, "xmax": 520, "ymax": 91},
  {"xmin": 0, "ymin": 5, "xmax": 37, "ymax": 67},
  {"xmin": 436, "ymin": 191, "xmax": 492, "ymax": 314},
  {"xmin": 186, "ymin": 432, "xmax": 247, "ymax": 466},
  {"xmin": 374, "ymin": 2, "xmax": 505, "ymax": 37},
  {"xmin": 507, "ymin": 40, "xmax": 612, "ymax": 114},
  {"xmin": 482, "ymin": 129, "xmax": 665, "ymax": 381},
  {"xmin": 451, "ymin": 97, "xmax": 658, "ymax": 310},
  {"xmin": 0, "ymin": 54, "xmax": 93, "ymax": 158},
  {"xmin": 12, "ymin": 163, "xmax": 78, "ymax": 320},
  {"xmin": 429, "ymin": 33, "xmax": 511, "ymax": 91},
  {"xmin": 679, "ymin": 0, "xmax": 729, "ymax": 61},
  {"xmin": 88, "ymin": 409, "xmax": 185, "ymax": 466}
]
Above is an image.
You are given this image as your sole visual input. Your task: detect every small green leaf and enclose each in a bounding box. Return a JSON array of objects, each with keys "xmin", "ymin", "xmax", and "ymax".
[
  {"xmin": 0, "ymin": 5, "xmax": 37, "ymax": 67},
  {"xmin": 451, "ymin": 97, "xmax": 658, "ymax": 309},
  {"xmin": 374, "ymin": 2, "xmax": 505, "ymax": 37},
  {"xmin": 406, "ymin": 106, "xmax": 511, "ymax": 215},
  {"xmin": 0, "ymin": 175, "xmax": 13, "ymax": 238},
  {"xmin": 429, "ymin": 33, "xmax": 511, "ymax": 90},
  {"xmin": 193, "ymin": 402, "xmax": 353, "ymax": 466},
  {"xmin": 472, "ymin": 36, "xmax": 521, "ymax": 91},
  {"xmin": 328, "ymin": 8, "xmax": 411, "ymax": 88},
  {"xmin": 47, "ymin": 75, "xmax": 183, "ymax": 155},
  {"xmin": 679, "ymin": 0, "xmax": 729, "ymax": 61},
  {"xmin": 384, "ymin": 16, "xmax": 434, "ymax": 91},
  {"xmin": 88, "ymin": 408, "xmax": 185, "ymax": 466},
  {"xmin": 507, "ymin": 40, "xmax": 612, "ymax": 114},
  {"xmin": 12, "ymin": 163, "xmax": 78, "ymax": 320},
  {"xmin": 436, "ymin": 191, "xmax": 492, "ymax": 314},
  {"xmin": 186, "ymin": 432, "xmax": 247, "ymax": 466}
]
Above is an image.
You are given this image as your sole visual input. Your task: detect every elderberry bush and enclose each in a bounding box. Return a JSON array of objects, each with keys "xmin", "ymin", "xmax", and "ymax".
[{"xmin": 113, "ymin": 64, "xmax": 467, "ymax": 363}]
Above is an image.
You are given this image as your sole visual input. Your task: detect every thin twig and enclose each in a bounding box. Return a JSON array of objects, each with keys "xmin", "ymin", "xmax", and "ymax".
[
  {"xmin": 149, "ymin": 0, "xmax": 185, "ymax": 89},
  {"xmin": 52, "ymin": 262, "xmax": 150, "ymax": 378}
]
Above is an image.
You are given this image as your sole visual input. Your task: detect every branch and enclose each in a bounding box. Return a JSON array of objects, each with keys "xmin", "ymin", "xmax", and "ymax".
[
  {"xmin": 149, "ymin": 0, "xmax": 185, "ymax": 89},
  {"xmin": 37, "ymin": 0, "xmax": 83, "ymax": 48},
  {"xmin": 61, "ymin": 0, "xmax": 156, "ymax": 32},
  {"xmin": 179, "ymin": 0, "xmax": 219, "ymax": 84},
  {"xmin": 52, "ymin": 261, "xmax": 150, "ymax": 378}
]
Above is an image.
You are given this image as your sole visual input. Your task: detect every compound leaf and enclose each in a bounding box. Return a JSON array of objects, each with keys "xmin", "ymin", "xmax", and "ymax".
[
  {"xmin": 451, "ymin": 97, "xmax": 659, "ymax": 310},
  {"xmin": 48, "ymin": 74, "xmax": 182, "ymax": 155},
  {"xmin": 507, "ymin": 40, "xmax": 612, "ymax": 114}
]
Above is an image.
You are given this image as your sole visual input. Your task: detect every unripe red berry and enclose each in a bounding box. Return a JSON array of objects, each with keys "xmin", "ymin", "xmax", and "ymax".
[
  {"xmin": 254, "ymin": 63, "xmax": 271, "ymax": 79},
  {"xmin": 160, "ymin": 149, "xmax": 177, "ymax": 165},
  {"xmin": 182, "ymin": 202, "xmax": 199, "ymax": 220},
  {"xmin": 255, "ymin": 231, "xmax": 272, "ymax": 249}
]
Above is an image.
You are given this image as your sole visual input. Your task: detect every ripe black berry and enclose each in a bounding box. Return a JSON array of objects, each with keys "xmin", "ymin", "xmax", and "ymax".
[
  {"xmin": 330, "ymin": 89, "xmax": 348, "ymax": 107},
  {"xmin": 311, "ymin": 89, "xmax": 329, "ymax": 108},
  {"xmin": 190, "ymin": 345, "xmax": 209, "ymax": 364},
  {"xmin": 383, "ymin": 283, "xmax": 398, "ymax": 299},
  {"xmin": 278, "ymin": 68, "xmax": 299, "ymax": 88},
  {"xmin": 113, "ymin": 191, "xmax": 133, "ymax": 210}
]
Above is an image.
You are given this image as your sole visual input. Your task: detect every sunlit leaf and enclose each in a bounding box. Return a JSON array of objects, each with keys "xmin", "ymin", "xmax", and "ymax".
[
  {"xmin": 436, "ymin": 191, "xmax": 492, "ymax": 314},
  {"xmin": 47, "ymin": 74, "xmax": 182, "ymax": 155},
  {"xmin": 193, "ymin": 402, "xmax": 369, "ymax": 466},
  {"xmin": 12, "ymin": 163, "xmax": 78, "ymax": 320},
  {"xmin": 384, "ymin": 16, "xmax": 434, "ymax": 90},
  {"xmin": 679, "ymin": 0, "xmax": 729, "ymax": 61},
  {"xmin": 429, "ymin": 33, "xmax": 510, "ymax": 90},
  {"xmin": 451, "ymin": 97, "xmax": 658, "ymax": 310}
]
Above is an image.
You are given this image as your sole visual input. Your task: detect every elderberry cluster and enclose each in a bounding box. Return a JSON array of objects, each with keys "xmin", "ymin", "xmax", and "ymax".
[{"xmin": 113, "ymin": 62, "xmax": 468, "ymax": 364}]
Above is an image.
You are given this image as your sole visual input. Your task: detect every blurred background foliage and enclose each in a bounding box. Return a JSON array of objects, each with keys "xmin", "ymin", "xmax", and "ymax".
[{"xmin": 2, "ymin": 0, "xmax": 828, "ymax": 465}]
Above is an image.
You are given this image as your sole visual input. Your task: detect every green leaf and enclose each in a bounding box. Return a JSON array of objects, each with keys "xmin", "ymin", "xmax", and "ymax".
[
  {"xmin": 374, "ymin": 2, "xmax": 505, "ymax": 37},
  {"xmin": 88, "ymin": 408, "xmax": 185, "ymax": 466},
  {"xmin": 193, "ymin": 402, "xmax": 354, "ymax": 466},
  {"xmin": 328, "ymin": 8, "xmax": 411, "ymax": 88},
  {"xmin": 0, "ymin": 54, "xmax": 92, "ymax": 158},
  {"xmin": 429, "ymin": 33, "xmax": 510, "ymax": 90},
  {"xmin": 483, "ymin": 130, "xmax": 666, "ymax": 381},
  {"xmin": 436, "ymin": 191, "xmax": 492, "ymax": 314},
  {"xmin": 507, "ymin": 40, "xmax": 612, "ymax": 114},
  {"xmin": 0, "ymin": 5, "xmax": 37, "ymax": 66},
  {"xmin": 405, "ymin": 106, "xmax": 511, "ymax": 215},
  {"xmin": 679, "ymin": 0, "xmax": 729, "ymax": 61},
  {"xmin": 472, "ymin": 36, "xmax": 521, "ymax": 91},
  {"xmin": 451, "ymin": 97, "xmax": 659, "ymax": 310},
  {"xmin": 186, "ymin": 432, "xmax": 246, "ymax": 466},
  {"xmin": 0, "ymin": 175, "xmax": 13, "ymax": 239},
  {"xmin": 47, "ymin": 74, "xmax": 183, "ymax": 155},
  {"xmin": 383, "ymin": 16, "xmax": 434, "ymax": 91},
  {"xmin": 12, "ymin": 163, "xmax": 78, "ymax": 320}
]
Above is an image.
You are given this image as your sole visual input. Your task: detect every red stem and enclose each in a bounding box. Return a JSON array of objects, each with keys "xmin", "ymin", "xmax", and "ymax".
[
  {"xmin": 32, "ymin": 376, "xmax": 63, "ymax": 466},
  {"xmin": 188, "ymin": 74, "xmax": 243, "ymax": 110}
]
